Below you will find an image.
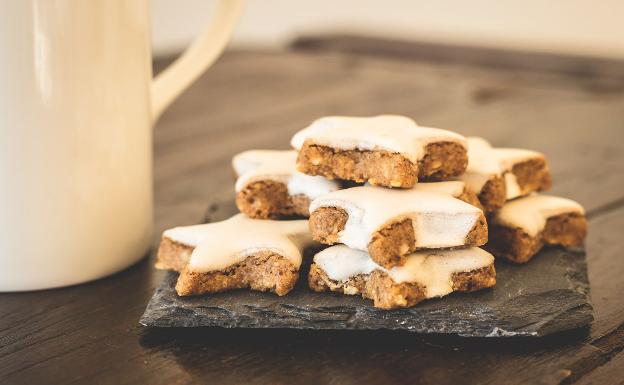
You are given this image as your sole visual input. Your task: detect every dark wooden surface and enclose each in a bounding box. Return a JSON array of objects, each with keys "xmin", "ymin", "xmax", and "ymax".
[{"xmin": 2, "ymin": 36, "xmax": 624, "ymax": 385}]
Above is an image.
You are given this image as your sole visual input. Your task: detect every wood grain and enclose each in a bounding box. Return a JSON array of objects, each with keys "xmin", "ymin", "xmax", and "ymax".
[{"xmin": 1, "ymin": 37, "xmax": 623, "ymax": 385}]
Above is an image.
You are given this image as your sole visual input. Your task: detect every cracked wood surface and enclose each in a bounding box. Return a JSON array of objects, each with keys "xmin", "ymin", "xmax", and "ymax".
[{"xmin": 1, "ymin": 36, "xmax": 623, "ymax": 385}]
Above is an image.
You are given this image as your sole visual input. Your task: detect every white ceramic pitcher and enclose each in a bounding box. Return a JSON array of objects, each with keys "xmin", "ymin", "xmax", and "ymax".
[{"xmin": 0, "ymin": 0, "xmax": 244, "ymax": 291}]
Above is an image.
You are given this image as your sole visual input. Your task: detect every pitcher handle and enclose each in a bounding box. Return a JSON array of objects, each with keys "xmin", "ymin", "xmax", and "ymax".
[{"xmin": 151, "ymin": 0, "xmax": 244, "ymax": 121}]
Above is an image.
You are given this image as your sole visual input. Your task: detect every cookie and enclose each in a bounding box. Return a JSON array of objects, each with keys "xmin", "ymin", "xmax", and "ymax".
[
  {"xmin": 309, "ymin": 245, "xmax": 496, "ymax": 309},
  {"xmin": 156, "ymin": 214, "xmax": 314, "ymax": 296},
  {"xmin": 233, "ymin": 150, "xmax": 341, "ymax": 219},
  {"xmin": 291, "ymin": 115, "xmax": 468, "ymax": 188},
  {"xmin": 308, "ymin": 185, "xmax": 488, "ymax": 268},
  {"xmin": 486, "ymin": 195, "xmax": 587, "ymax": 263},
  {"xmin": 461, "ymin": 137, "xmax": 551, "ymax": 211}
]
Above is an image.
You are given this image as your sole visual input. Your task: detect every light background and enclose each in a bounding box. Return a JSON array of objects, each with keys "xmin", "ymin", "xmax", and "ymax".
[{"xmin": 151, "ymin": 0, "xmax": 624, "ymax": 59}]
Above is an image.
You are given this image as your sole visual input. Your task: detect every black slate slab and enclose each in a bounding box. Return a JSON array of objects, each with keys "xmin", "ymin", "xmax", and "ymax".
[
  {"xmin": 141, "ymin": 199, "xmax": 593, "ymax": 337},
  {"xmin": 141, "ymin": 242, "xmax": 592, "ymax": 337}
]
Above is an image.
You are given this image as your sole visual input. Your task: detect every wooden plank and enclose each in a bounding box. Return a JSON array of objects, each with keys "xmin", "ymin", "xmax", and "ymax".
[
  {"xmin": 585, "ymin": 207, "xmax": 624, "ymax": 339},
  {"xmin": 291, "ymin": 34, "xmax": 624, "ymax": 81},
  {"xmin": 574, "ymin": 351, "xmax": 624, "ymax": 385}
]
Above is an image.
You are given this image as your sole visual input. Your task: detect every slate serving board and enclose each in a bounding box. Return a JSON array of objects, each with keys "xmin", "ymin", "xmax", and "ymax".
[{"xmin": 141, "ymin": 222, "xmax": 592, "ymax": 337}]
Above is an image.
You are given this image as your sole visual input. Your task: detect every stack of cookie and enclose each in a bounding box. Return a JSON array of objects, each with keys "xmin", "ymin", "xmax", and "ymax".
[
  {"xmin": 290, "ymin": 116, "xmax": 496, "ymax": 308},
  {"xmin": 155, "ymin": 114, "xmax": 587, "ymax": 310}
]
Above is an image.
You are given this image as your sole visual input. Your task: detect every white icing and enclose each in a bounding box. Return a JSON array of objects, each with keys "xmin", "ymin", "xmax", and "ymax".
[
  {"xmin": 495, "ymin": 148, "xmax": 543, "ymax": 170},
  {"xmin": 310, "ymin": 185, "xmax": 482, "ymax": 250},
  {"xmin": 461, "ymin": 137, "xmax": 503, "ymax": 192},
  {"xmin": 411, "ymin": 180, "xmax": 466, "ymax": 197},
  {"xmin": 290, "ymin": 115, "xmax": 466, "ymax": 163},
  {"xmin": 497, "ymin": 148, "xmax": 543, "ymax": 199},
  {"xmin": 492, "ymin": 195, "xmax": 585, "ymax": 237},
  {"xmin": 314, "ymin": 245, "xmax": 494, "ymax": 298},
  {"xmin": 504, "ymin": 172, "xmax": 521, "ymax": 200},
  {"xmin": 163, "ymin": 214, "xmax": 313, "ymax": 272},
  {"xmin": 314, "ymin": 245, "xmax": 378, "ymax": 282},
  {"xmin": 287, "ymin": 173, "xmax": 339, "ymax": 200},
  {"xmin": 232, "ymin": 150, "xmax": 340, "ymax": 199},
  {"xmin": 232, "ymin": 149, "xmax": 278, "ymax": 176},
  {"xmin": 461, "ymin": 137, "xmax": 544, "ymax": 195},
  {"xmin": 164, "ymin": 223, "xmax": 217, "ymax": 247},
  {"xmin": 364, "ymin": 180, "xmax": 467, "ymax": 197},
  {"xmin": 387, "ymin": 247, "xmax": 494, "ymax": 297}
]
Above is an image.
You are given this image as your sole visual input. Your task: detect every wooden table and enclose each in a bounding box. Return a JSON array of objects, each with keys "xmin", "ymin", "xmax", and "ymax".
[{"xmin": 2, "ymin": 36, "xmax": 623, "ymax": 385}]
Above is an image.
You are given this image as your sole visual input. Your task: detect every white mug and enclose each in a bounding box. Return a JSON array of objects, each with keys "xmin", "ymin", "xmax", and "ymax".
[{"xmin": 0, "ymin": 0, "xmax": 244, "ymax": 291}]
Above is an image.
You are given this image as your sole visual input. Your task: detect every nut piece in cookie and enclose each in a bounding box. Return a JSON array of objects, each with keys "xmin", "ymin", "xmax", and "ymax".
[
  {"xmin": 309, "ymin": 185, "xmax": 487, "ymax": 269},
  {"xmin": 156, "ymin": 214, "xmax": 314, "ymax": 296},
  {"xmin": 290, "ymin": 115, "xmax": 468, "ymax": 188},
  {"xmin": 461, "ymin": 137, "xmax": 551, "ymax": 211},
  {"xmin": 233, "ymin": 150, "xmax": 340, "ymax": 219},
  {"xmin": 486, "ymin": 194, "xmax": 587, "ymax": 263},
  {"xmin": 309, "ymin": 245, "xmax": 496, "ymax": 309}
]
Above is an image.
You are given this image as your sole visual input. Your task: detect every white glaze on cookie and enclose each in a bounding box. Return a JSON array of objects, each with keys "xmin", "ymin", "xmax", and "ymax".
[
  {"xmin": 496, "ymin": 147, "xmax": 543, "ymax": 199},
  {"xmin": 503, "ymin": 172, "xmax": 521, "ymax": 200},
  {"xmin": 314, "ymin": 245, "xmax": 379, "ymax": 281},
  {"xmin": 492, "ymin": 194, "xmax": 585, "ymax": 237},
  {"xmin": 163, "ymin": 214, "xmax": 313, "ymax": 272},
  {"xmin": 461, "ymin": 137, "xmax": 544, "ymax": 198},
  {"xmin": 461, "ymin": 137, "xmax": 504, "ymax": 192},
  {"xmin": 290, "ymin": 115, "xmax": 466, "ymax": 163},
  {"xmin": 411, "ymin": 180, "xmax": 467, "ymax": 197},
  {"xmin": 314, "ymin": 245, "xmax": 494, "ymax": 298},
  {"xmin": 233, "ymin": 150, "xmax": 340, "ymax": 199},
  {"xmin": 310, "ymin": 185, "xmax": 483, "ymax": 250},
  {"xmin": 365, "ymin": 180, "xmax": 467, "ymax": 197}
]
